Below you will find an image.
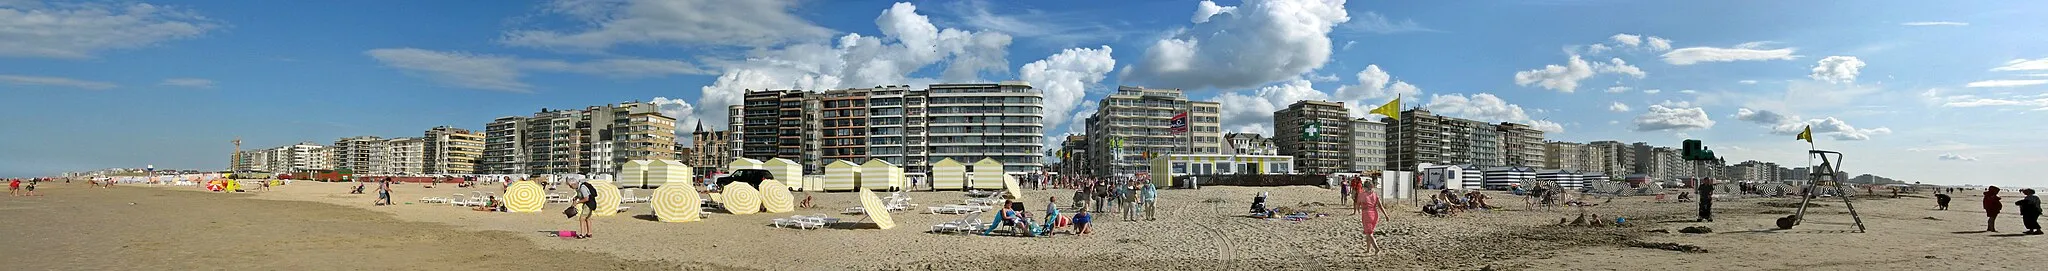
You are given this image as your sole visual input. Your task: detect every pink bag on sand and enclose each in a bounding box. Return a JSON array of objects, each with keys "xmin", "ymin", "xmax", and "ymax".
[{"xmin": 557, "ymin": 230, "xmax": 578, "ymax": 239}]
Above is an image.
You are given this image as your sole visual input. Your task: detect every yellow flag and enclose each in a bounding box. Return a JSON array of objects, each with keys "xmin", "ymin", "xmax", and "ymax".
[
  {"xmin": 1796, "ymin": 125, "xmax": 1813, "ymax": 143},
  {"xmin": 1370, "ymin": 98, "xmax": 1401, "ymax": 120}
]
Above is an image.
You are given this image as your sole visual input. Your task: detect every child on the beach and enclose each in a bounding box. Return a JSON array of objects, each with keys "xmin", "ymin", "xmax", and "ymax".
[
  {"xmin": 1984, "ymin": 186, "xmax": 2004, "ymax": 232},
  {"xmin": 1071, "ymin": 211, "xmax": 1092, "ymax": 234}
]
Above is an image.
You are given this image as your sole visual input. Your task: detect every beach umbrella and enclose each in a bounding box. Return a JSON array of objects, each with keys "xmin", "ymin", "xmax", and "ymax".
[
  {"xmin": 723, "ymin": 182, "xmax": 763, "ymax": 215},
  {"xmin": 589, "ymin": 181, "xmax": 622, "ymax": 216},
  {"xmin": 857, "ymin": 189, "xmax": 897, "ymax": 230},
  {"xmin": 760, "ymin": 180, "xmax": 795, "ymax": 213},
  {"xmin": 651, "ymin": 184, "xmax": 703, "ymax": 222},
  {"xmin": 1001, "ymin": 174, "xmax": 1025, "ymax": 200},
  {"xmin": 504, "ymin": 180, "xmax": 545, "ymax": 213}
]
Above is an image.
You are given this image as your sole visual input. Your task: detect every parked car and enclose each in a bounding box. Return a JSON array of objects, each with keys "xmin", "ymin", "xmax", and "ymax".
[{"xmin": 716, "ymin": 169, "xmax": 775, "ymax": 189}]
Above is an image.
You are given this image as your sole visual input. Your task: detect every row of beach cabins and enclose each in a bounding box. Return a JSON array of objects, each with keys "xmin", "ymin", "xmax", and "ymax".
[{"xmin": 625, "ymin": 157, "xmax": 1021, "ymax": 192}]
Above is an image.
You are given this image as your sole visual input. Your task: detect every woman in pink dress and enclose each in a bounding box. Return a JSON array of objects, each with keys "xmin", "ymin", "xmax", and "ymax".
[{"xmin": 1356, "ymin": 179, "xmax": 1386, "ymax": 254}]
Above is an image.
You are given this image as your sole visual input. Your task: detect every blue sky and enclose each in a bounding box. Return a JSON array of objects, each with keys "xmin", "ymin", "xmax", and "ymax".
[{"xmin": 3, "ymin": 0, "xmax": 2044, "ymax": 187}]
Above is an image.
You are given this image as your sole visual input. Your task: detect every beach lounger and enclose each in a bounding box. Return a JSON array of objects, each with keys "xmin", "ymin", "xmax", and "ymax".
[
  {"xmin": 546, "ymin": 192, "xmax": 568, "ymax": 203},
  {"xmin": 448, "ymin": 194, "xmax": 471, "ymax": 206},
  {"xmin": 930, "ymin": 211, "xmax": 986, "ymax": 233}
]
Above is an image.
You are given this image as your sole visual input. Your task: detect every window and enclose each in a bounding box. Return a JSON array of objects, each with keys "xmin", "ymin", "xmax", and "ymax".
[
  {"xmin": 1172, "ymin": 162, "xmax": 1186, "ymax": 174},
  {"xmin": 1215, "ymin": 162, "xmax": 1231, "ymax": 174}
]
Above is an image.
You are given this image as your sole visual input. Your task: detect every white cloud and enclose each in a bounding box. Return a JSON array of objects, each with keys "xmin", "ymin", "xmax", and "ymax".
[
  {"xmin": 158, "ymin": 78, "xmax": 213, "ymax": 89},
  {"xmin": 1333, "ymin": 64, "xmax": 1422, "ymax": 106},
  {"xmin": 1584, "ymin": 44, "xmax": 1611, "ymax": 54},
  {"xmin": 499, "ymin": 0, "xmax": 834, "ymax": 50},
  {"xmin": 1632, "ymin": 103, "xmax": 1713, "ymax": 131},
  {"xmin": 1661, "ymin": 41, "xmax": 1799, "ymax": 65},
  {"xmin": 366, "ymin": 48, "xmax": 707, "ymax": 92},
  {"xmin": 1937, "ymin": 153, "xmax": 1977, "ymax": 161},
  {"xmin": 1608, "ymin": 102, "xmax": 1631, "ymax": 112},
  {"xmin": 1808, "ymin": 56, "xmax": 1865, "ymax": 84},
  {"xmin": 1425, "ymin": 93, "xmax": 1564, "ymax": 133},
  {"xmin": 1679, "ymin": 89, "xmax": 1698, "ymax": 94},
  {"xmin": 1125, "ymin": 0, "xmax": 1350, "ymax": 90},
  {"xmin": 688, "ymin": 2, "xmax": 1014, "ymax": 127},
  {"xmin": 1605, "ymin": 86, "xmax": 1630, "ymax": 93},
  {"xmin": 1646, "ymin": 36, "xmax": 1672, "ymax": 51},
  {"xmin": 1513, "ymin": 55, "xmax": 1645, "ymax": 92},
  {"xmin": 1738, "ymin": 80, "xmax": 1758, "ymax": 84},
  {"xmin": 1343, "ymin": 11, "xmax": 1433, "ymax": 34},
  {"xmin": 943, "ymin": 0, "xmax": 1134, "ymax": 48},
  {"xmin": 1942, "ymin": 97, "xmax": 2048, "ymax": 108},
  {"xmin": 649, "ymin": 96, "xmax": 698, "ymax": 137},
  {"xmin": 1211, "ymin": 79, "xmax": 1331, "ymax": 135},
  {"xmin": 1964, "ymin": 79, "xmax": 2048, "ymax": 88},
  {"xmin": 1020, "ymin": 45, "xmax": 1116, "ymax": 131},
  {"xmin": 1642, "ymin": 89, "xmax": 1662, "ymax": 94},
  {"xmin": 1731, "ymin": 108, "xmax": 1891, "ymax": 140},
  {"xmin": 1191, "ymin": 0, "xmax": 1235, "ymax": 23},
  {"xmin": 0, "ymin": 2, "xmax": 221, "ymax": 59},
  {"xmin": 1992, "ymin": 58, "xmax": 2048, "ymax": 71},
  {"xmin": 1901, "ymin": 21, "xmax": 1968, "ymax": 26},
  {"xmin": 1609, "ymin": 34, "xmax": 1642, "ymax": 47},
  {"xmin": 0, "ymin": 74, "xmax": 117, "ymax": 90}
]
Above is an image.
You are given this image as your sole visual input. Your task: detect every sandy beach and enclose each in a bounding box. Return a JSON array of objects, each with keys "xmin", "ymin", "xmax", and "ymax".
[{"xmin": 7, "ymin": 180, "xmax": 2047, "ymax": 270}]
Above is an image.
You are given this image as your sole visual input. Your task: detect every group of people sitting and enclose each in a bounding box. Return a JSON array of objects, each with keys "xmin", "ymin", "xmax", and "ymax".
[
  {"xmin": 1424, "ymin": 189, "xmax": 1494, "ymax": 217},
  {"xmin": 986, "ymin": 199, "xmax": 1094, "ymax": 237}
]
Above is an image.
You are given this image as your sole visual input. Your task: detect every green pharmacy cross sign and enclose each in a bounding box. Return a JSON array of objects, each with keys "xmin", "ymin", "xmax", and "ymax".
[{"xmin": 1302, "ymin": 120, "xmax": 1323, "ymax": 140}]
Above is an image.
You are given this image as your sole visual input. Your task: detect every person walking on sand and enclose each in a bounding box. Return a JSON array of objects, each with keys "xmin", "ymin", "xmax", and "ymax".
[
  {"xmin": 1141, "ymin": 181, "xmax": 1158, "ymax": 221},
  {"xmin": 9, "ymin": 179, "xmax": 20, "ymax": 196},
  {"xmin": 1339, "ymin": 176, "xmax": 1354, "ymax": 206},
  {"xmin": 1696, "ymin": 179, "xmax": 1716, "ymax": 222},
  {"xmin": 1984, "ymin": 186, "xmax": 2004, "ymax": 232},
  {"xmin": 374, "ymin": 178, "xmax": 393, "ymax": 206},
  {"xmin": 1356, "ymin": 180, "xmax": 1386, "ymax": 254},
  {"xmin": 2018, "ymin": 188, "xmax": 2041, "ymax": 235}
]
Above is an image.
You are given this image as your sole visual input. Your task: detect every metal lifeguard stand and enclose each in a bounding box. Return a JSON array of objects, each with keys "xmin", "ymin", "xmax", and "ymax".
[{"xmin": 1788, "ymin": 149, "xmax": 1867, "ymax": 233}]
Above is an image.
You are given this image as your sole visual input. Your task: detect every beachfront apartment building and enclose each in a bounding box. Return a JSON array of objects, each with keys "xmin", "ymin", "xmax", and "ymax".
[
  {"xmin": 1351, "ymin": 118, "xmax": 1388, "ymax": 172},
  {"xmin": 925, "ymin": 82, "xmax": 1046, "ymax": 173},
  {"xmin": 423, "ymin": 126, "xmax": 484, "ymax": 174},
  {"xmin": 1275, "ymin": 100, "xmax": 1351, "ymax": 175},
  {"xmin": 332, "ymin": 136, "xmax": 388, "ymax": 174},
  {"xmin": 231, "ymin": 142, "xmax": 332, "ymax": 174},
  {"xmin": 1222, "ymin": 133, "xmax": 1277, "ymax": 156},
  {"xmin": 1085, "ymin": 86, "xmax": 1223, "ymax": 177},
  {"xmin": 1385, "ymin": 108, "xmax": 1541, "ymax": 172},
  {"xmin": 477, "ymin": 102, "xmax": 677, "ymax": 175},
  {"xmin": 1542, "ymin": 141, "xmax": 1613, "ymax": 174},
  {"xmin": 386, "ymin": 137, "xmax": 424, "ymax": 175},
  {"xmin": 740, "ymin": 90, "xmax": 819, "ymax": 172},
  {"xmin": 1726, "ymin": 160, "xmax": 1781, "ymax": 182},
  {"xmin": 1498, "ymin": 123, "xmax": 1546, "ymax": 167},
  {"xmin": 1587, "ymin": 140, "xmax": 1634, "ymax": 177},
  {"xmin": 728, "ymin": 82, "xmax": 1046, "ymax": 175}
]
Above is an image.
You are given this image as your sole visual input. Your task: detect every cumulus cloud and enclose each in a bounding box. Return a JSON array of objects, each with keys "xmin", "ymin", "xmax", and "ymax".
[
  {"xmin": 649, "ymin": 97, "xmax": 699, "ymax": 139},
  {"xmin": 1632, "ymin": 103, "xmax": 1713, "ymax": 131},
  {"xmin": 1646, "ymin": 37, "xmax": 1672, "ymax": 51},
  {"xmin": 1661, "ymin": 41, "xmax": 1799, "ymax": 65},
  {"xmin": 366, "ymin": 48, "xmax": 707, "ymax": 92},
  {"xmin": 499, "ymin": 0, "xmax": 834, "ymax": 50},
  {"xmin": 1191, "ymin": 0, "xmax": 1235, "ymax": 23},
  {"xmin": 1332, "ymin": 65, "xmax": 1422, "ymax": 108},
  {"xmin": 1992, "ymin": 57, "xmax": 2048, "ymax": 71},
  {"xmin": 1608, "ymin": 102, "xmax": 1631, "ymax": 112},
  {"xmin": 1964, "ymin": 79, "xmax": 2048, "ymax": 88},
  {"xmin": 1808, "ymin": 56, "xmax": 1865, "ymax": 84},
  {"xmin": 943, "ymin": 0, "xmax": 1133, "ymax": 48},
  {"xmin": 1124, "ymin": 0, "xmax": 1350, "ymax": 90},
  {"xmin": 1937, "ymin": 153, "xmax": 1977, "ymax": 161},
  {"xmin": 1731, "ymin": 108, "xmax": 1891, "ymax": 140},
  {"xmin": 1642, "ymin": 89, "xmax": 1662, "ymax": 94},
  {"xmin": 1605, "ymin": 86, "xmax": 1630, "ymax": 93},
  {"xmin": 1609, "ymin": 34, "xmax": 1642, "ymax": 47},
  {"xmin": 1902, "ymin": 21, "xmax": 1968, "ymax": 27},
  {"xmin": 158, "ymin": 78, "xmax": 213, "ymax": 89},
  {"xmin": 0, "ymin": 74, "xmax": 118, "ymax": 90},
  {"xmin": 681, "ymin": 2, "xmax": 1015, "ymax": 126},
  {"xmin": 1210, "ymin": 79, "xmax": 1330, "ymax": 135},
  {"xmin": 1020, "ymin": 45, "xmax": 1116, "ymax": 130},
  {"xmin": 1513, "ymin": 55, "xmax": 1646, "ymax": 92},
  {"xmin": 1425, "ymin": 93, "xmax": 1564, "ymax": 133},
  {"xmin": 0, "ymin": 2, "xmax": 221, "ymax": 59}
]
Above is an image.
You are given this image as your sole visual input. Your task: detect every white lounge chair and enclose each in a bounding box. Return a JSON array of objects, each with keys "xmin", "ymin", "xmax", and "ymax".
[
  {"xmin": 546, "ymin": 192, "xmax": 567, "ymax": 203},
  {"xmin": 930, "ymin": 211, "xmax": 986, "ymax": 234},
  {"xmin": 448, "ymin": 194, "xmax": 470, "ymax": 206}
]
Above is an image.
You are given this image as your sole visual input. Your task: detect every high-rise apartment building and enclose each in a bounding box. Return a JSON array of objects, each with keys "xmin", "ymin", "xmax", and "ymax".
[
  {"xmin": 233, "ymin": 142, "xmax": 331, "ymax": 173},
  {"xmin": 478, "ymin": 102, "xmax": 677, "ymax": 175},
  {"xmin": 386, "ymin": 137, "xmax": 425, "ymax": 174},
  {"xmin": 1587, "ymin": 140, "xmax": 1633, "ymax": 177},
  {"xmin": 1386, "ymin": 109, "xmax": 1543, "ymax": 171},
  {"xmin": 1543, "ymin": 141, "xmax": 1611, "ymax": 173},
  {"xmin": 333, "ymin": 136, "xmax": 387, "ymax": 174},
  {"xmin": 1350, "ymin": 118, "xmax": 1388, "ymax": 172},
  {"xmin": 741, "ymin": 90, "xmax": 812, "ymax": 168},
  {"xmin": 819, "ymin": 88, "xmax": 873, "ymax": 163},
  {"xmin": 1084, "ymin": 86, "xmax": 1222, "ymax": 176},
  {"xmin": 423, "ymin": 126, "xmax": 483, "ymax": 174},
  {"xmin": 1497, "ymin": 123, "xmax": 1545, "ymax": 167},
  {"xmin": 1274, "ymin": 100, "xmax": 1351, "ymax": 175},
  {"xmin": 925, "ymin": 82, "xmax": 1045, "ymax": 173}
]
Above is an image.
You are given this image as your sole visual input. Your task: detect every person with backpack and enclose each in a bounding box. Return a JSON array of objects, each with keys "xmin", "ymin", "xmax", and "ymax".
[{"xmin": 572, "ymin": 180, "xmax": 598, "ymax": 238}]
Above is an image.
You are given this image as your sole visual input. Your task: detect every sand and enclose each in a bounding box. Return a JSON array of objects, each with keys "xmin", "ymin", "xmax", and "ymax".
[{"xmin": 8, "ymin": 179, "xmax": 2047, "ymax": 270}]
